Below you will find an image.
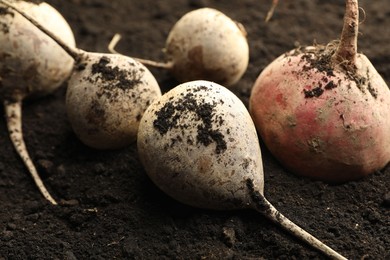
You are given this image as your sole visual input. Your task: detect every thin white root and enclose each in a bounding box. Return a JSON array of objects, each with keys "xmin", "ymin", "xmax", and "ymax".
[
  {"xmin": 359, "ymin": 7, "xmax": 366, "ymax": 24},
  {"xmin": 265, "ymin": 0, "xmax": 279, "ymax": 22},
  {"xmin": 108, "ymin": 33, "xmax": 122, "ymax": 55},
  {"xmin": 108, "ymin": 33, "xmax": 174, "ymax": 70},
  {"xmin": 261, "ymin": 197, "xmax": 347, "ymax": 260},
  {"xmin": 4, "ymin": 101, "xmax": 58, "ymax": 205},
  {"xmin": 247, "ymin": 179, "xmax": 347, "ymax": 260},
  {"xmin": 133, "ymin": 57, "xmax": 174, "ymax": 70}
]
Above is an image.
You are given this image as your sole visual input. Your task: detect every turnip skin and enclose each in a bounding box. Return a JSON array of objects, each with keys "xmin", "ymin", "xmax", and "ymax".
[
  {"xmin": 0, "ymin": 0, "xmax": 75, "ymax": 100},
  {"xmin": 137, "ymin": 80, "xmax": 347, "ymax": 259},
  {"xmin": 250, "ymin": 50, "xmax": 390, "ymax": 182},
  {"xmin": 165, "ymin": 8, "xmax": 249, "ymax": 87},
  {"xmin": 66, "ymin": 53, "xmax": 161, "ymax": 150},
  {"xmin": 249, "ymin": 0, "xmax": 390, "ymax": 182},
  {"xmin": 138, "ymin": 81, "xmax": 263, "ymax": 209}
]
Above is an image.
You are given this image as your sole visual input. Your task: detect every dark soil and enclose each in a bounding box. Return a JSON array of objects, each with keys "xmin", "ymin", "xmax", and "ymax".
[{"xmin": 1, "ymin": 0, "xmax": 389, "ymax": 259}]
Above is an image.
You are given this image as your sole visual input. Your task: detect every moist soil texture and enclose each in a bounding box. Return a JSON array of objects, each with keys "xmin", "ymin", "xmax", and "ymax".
[{"xmin": 1, "ymin": 0, "xmax": 389, "ymax": 259}]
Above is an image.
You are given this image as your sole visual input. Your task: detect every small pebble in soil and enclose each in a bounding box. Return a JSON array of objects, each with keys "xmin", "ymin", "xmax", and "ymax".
[
  {"xmin": 2, "ymin": 230, "xmax": 13, "ymax": 241},
  {"xmin": 6, "ymin": 223, "xmax": 17, "ymax": 230},
  {"xmin": 94, "ymin": 163, "xmax": 106, "ymax": 174},
  {"xmin": 222, "ymin": 227, "xmax": 236, "ymax": 247},
  {"xmin": 382, "ymin": 192, "xmax": 390, "ymax": 207},
  {"xmin": 56, "ymin": 164, "xmax": 67, "ymax": 175},
  {"xmin": 60, "ymin": 199, "xmax": 80, "ymax": 207},
  {"xmin": 64, "ymin": 250, "xmax": 78, "ymax": 260},
  {"xmin": 25, "ymin": 213, "xmax": 40, "ymax": 222},
  {"xmin": 122, "ymin": 237, "xmax": 140, "ymax": 258},
  {"xmin": 37, "ymin": 159, "xmax": 55, "ymax": 177}
]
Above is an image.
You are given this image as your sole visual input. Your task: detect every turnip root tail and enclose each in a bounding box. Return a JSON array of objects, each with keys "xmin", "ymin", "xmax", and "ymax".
[
  {"xmin": 265, "ymin": 0, "xmax": 279, "ymax": 22},
  {"xmin": 332, "ymin": 0, "xmax": 358, "ymax": 72},
  {"xmin": 4, "ymin": 101, "xmax": 57, "ymax": 205},
  {"xmin": 246, "ymin": 179, "xmax": 347, "ymax": 260},
  {"xmin": 107, "ymin": 33, "xmax": 173, "ymax": 70},
  {"xmin": 0, "ymin": 0, "xmax": 81, "ymax": 61}
]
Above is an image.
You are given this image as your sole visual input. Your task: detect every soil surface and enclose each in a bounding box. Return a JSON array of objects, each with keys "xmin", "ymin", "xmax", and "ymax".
[{"xmin": 1, "ymin": 0, "xmax": 389, "ymax": 259}]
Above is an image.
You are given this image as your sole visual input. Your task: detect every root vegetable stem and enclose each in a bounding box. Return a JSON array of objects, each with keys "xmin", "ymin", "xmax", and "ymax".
[
  {"xmin": 108, "ymin": 33, "xmax": 173, "ymax": 69},
  {"xmin": 333, "ymin": 0, "xmax": 359, "ymax": 71},
  {"xmin": 246, "ymin": 179, "xmax": 347, "ymax": 260},
  {"xmin": 265, "ymin": 0, "xmax": 279, "ymax": 22}
]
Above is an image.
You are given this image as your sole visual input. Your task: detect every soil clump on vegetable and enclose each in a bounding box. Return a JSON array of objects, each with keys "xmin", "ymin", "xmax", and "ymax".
[
  {"xmin": 0, "ymin": 1, "xmax": 389, "ymax": 259},
  {"xmin": 91, "ymin": 56, "xmax": 144, "ymax": 93},
  {"xmin": 154, "ymin": 86, "xmax": 227, "ymax": 154}
]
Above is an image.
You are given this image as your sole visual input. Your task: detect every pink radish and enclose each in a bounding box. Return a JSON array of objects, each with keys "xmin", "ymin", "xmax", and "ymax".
[
  {"xmin": 109, "ymin": 8, "xmax": 249, "ymax": 87},
  {"xmin": 0, "ymin": 0, "xmax": 76, "ymax": 204},
  {"xmin": 1, "ymin": 0, "xmax": 162, "ymax": 150},
  {"xmin": 138, "ymin": 80, "xmax": 347, "ymax": 259},
  {"xmin": 249, "ymin": 0, "xmax": 390, "ymax": 182}
]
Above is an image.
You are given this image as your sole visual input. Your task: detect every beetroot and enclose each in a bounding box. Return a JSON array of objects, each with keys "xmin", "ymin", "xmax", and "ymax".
[{"xmin": 249, "ymin": 0, "xmax": 390, "ymax": 182}]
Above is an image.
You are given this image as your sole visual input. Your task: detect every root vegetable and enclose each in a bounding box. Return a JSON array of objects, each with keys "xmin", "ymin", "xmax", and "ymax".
[
  {"xmin": 0, "ymin": 0, "xmax": 76, "ymax": 205},
  {"xmin": 2, "ymin": 0, "xmax": 162, "ymax": 150},
  {"xmin": 65, "ymin": 52, "xmax": 161, "ymax": 149},
  {"xmin": 109, "ymin": 8, "xmax": 249, "ymax": 87},
  {"xmin": 137, "ymin": 80, "xmax": 347, "ymax": 260},
  {"xmin": 249, "ymin": 0, "xmax": 390, "ymax": 182}
]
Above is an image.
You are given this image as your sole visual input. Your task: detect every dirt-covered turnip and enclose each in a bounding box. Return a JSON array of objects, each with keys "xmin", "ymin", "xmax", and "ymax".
[
  {"xmin": 66, "ymin": 53, "xmax": 161, "ymax": 149},
  {"xmin": 137, "ymin": 80, "xmax": 347, "ymax": 260},
  {"xmin": 109, "ymin": 8, "xmax": 249, "ymax": 87},
  {"xmin": 2, "ymin": 0, "xmax": 162, "ymax": 150},
  {"xmin": 249, "ymin": 0, "xmax": 390, "ymax": 182},
  {"xmin": 0, "ymin": 0, "xmax": 75, "ymax": 100},
  {"xmin": 0, "ymin": 0, "xmax": 76, "ymax": 204}
]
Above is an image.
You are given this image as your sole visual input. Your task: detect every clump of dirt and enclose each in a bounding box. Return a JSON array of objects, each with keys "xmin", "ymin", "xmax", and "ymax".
[
  {"xmin": 304, "ymin": 86, "xmax": 324, "ymax": 98},
  {"xmin": 0, "ymin": 7, "xmax": 13, "ymax": 15},
  {"xmin": 0, "ymin": 7, "xmax": 13, "ymax": 33},
  {"xmin": 91, "ymin": 56, "xmax": 143, "ymax": 92},
  {"xmin": 291, "ymin": 43, "xmax": 378, "ymax": 99},
  {"xmin": 300, "ymin": 45, "xmax": 336, "ymax": 77},
  {"xmin": 154, "ymin": 87, "xmax": 227, "ymax": 154}
]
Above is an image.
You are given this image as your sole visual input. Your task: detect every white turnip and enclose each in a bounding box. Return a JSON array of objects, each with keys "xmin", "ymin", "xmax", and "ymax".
[
  {"xmin": 137, "ymin": 80, "xmax": 347, "ymax": 260},
  {"xmin": 0, "ymin": 0, "xmax": 76, "ymax": 205},
  {"xmin": 2, "ymin": 0, "xmax": 162, "ymax": 150},
  {"xmin": 65, "ymin": 53, "xmax": 161, "ymax": 149},
  {"xmin": 109, "ymin": 8, "xmax": 249, "ymax": 87},
  {"xmin": 249, "ymin": 0, "xmax": 390, "ymax": 182}
]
